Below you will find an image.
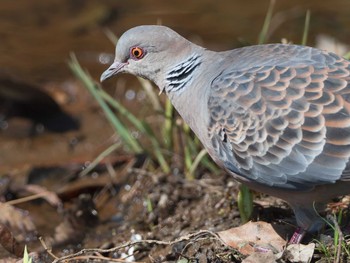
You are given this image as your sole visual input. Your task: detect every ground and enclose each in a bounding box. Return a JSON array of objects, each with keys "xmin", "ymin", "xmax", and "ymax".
[{"xmin": 3, "ymin": 149, "xmax": 345, "ymax": 262}]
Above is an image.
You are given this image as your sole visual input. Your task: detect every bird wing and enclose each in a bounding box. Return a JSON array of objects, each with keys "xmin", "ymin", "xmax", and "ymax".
[{"xmin": 208, "ymin": 47, "xmax": 350, "ymax": 190}]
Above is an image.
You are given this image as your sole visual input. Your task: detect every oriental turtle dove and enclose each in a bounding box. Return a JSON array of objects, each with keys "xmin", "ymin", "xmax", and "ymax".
[{"xmin": 101, "ymin": 25, "xmax": 350, "ymax": 243}]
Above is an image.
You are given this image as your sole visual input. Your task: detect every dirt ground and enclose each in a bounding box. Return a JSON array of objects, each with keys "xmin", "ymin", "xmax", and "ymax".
[
  {"xmin": 0, "ymin": 154, "xmax": 295, "ymax": 262},
  {"xmin": 3, "ymin": 149, "xmax": 348, "ymax": 262}
]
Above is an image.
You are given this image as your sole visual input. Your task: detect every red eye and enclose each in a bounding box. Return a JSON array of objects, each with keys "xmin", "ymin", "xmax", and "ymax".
[{"xmin": 130, "ymin": 47, "xmax": 144, "ymax": 59}]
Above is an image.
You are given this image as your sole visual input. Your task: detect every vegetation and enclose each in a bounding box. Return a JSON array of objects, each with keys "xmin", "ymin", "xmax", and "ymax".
[
  {"xmin": 23, "ymin": 246, "xmax": 32, "ymax": 263},
  {"xmin": 69, "ymin": 55, "xmax": 219, "ymax": 180}
]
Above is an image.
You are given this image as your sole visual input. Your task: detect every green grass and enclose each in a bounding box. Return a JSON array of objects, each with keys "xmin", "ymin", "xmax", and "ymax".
[
  {"xmin": 301, "ymin": 10, "xmax": 311, "ymax": 45},
  {"xmin": 23, "ymin": 246, "xmax": 32, "ymax": 263},
  {"xmin": 69, "ymin": 54, "xmax": 218, "ymax": 179},
  {"xmin": 344, "ymin": 52, "xmax": 350, "ymax": 60},
  {"xmin": 258, "ymin": 0, "xmax": 275, "ymax": 44},
  {"xmin": 314, "ymin": 211, "xmax": 350, "ymax": 262}
]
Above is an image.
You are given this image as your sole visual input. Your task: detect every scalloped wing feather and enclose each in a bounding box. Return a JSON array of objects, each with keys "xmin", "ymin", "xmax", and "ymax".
[{"xmin": 208, "ymin": 47, "xmax": 350, "ymax": 190}]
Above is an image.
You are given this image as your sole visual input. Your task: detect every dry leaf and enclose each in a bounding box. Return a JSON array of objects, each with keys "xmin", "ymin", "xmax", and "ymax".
[
  {"xmin": 0, "ymin": 203, "xmax": 36, "ymax": 232},
  {"xmin": 0, "ymin": 223, "xmax": 24, "ymax": 257},
  {"xmin": 242, "ymin": 250, "xmax": 276, "ymax": 263},
  {"xmin": 281, "ymin": 243, "xmax": 315, "ymax": 263},
  {"xmin": 0, "ymin": 258, "xmax": 17, "ymax": 263},
  {"xmin": 23, "ymin": 184, "xmax": 62, "ymax": 207},
  {"xmin": 218, "ymin": 221, "xmax": 287, "ymax": 255}
]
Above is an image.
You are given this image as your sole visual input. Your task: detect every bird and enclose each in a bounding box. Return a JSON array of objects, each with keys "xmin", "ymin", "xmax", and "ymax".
[{"xmin": 101, "ymin": 25, "xmax": 350, "ymax": 243}]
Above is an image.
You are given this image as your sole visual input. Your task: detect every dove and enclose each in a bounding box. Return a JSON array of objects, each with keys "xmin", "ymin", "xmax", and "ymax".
[{"xmin": 101, "ymin": 25, "xmax": 350, "ymax": 243}]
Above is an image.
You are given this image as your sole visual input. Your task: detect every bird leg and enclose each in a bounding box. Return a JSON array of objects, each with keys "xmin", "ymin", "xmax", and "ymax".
[{"xmin": 288, "ymin": 227, "xmax": 306, "ymax": 244}]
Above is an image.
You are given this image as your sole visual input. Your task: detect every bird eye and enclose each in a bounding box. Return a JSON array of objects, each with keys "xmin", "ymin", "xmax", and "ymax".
[{"xmin": 130, "ymin": 47, "xmax": 145, "ymax": 59}]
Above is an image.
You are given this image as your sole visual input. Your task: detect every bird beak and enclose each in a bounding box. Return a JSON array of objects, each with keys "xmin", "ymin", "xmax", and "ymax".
[{"xmin": 100, "ymin": 61, "xmax": 126, "ymax": 82}]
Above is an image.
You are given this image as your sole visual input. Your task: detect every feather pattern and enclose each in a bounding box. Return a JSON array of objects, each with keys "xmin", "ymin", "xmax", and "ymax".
[
  {"xmin": 208, "ymin": 45, "xmax": 350, "ymax": 190},
  {"xmin": 165, "ymin": 54, "xmax": 202, "ymax": 93}
]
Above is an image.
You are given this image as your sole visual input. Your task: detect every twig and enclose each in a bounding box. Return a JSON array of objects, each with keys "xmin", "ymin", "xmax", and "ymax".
[
  {"xmin": 39, "ymin": 237, "xmax": 58, "ymax": 260},
  {"xmin": 64, "ymin": 255, "xmax": 145, "ymax": 262},
  {"xmin": 50, "ymin": 230, "xmax": 223, "ymax": 263},
  {"xmin": 6, "ymin": 192, "xmax": 51, "ymax": 205}
]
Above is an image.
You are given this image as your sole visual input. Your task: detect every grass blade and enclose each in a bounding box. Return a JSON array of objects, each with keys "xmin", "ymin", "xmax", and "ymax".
[
  {"xmin": 79, "ymin": 142, "xmax": 121, "ymax": 176},
  {"xmin": 104, "ymin": 28, "xmax": 118, "ymax": 45},
  {"xmin": 344, "ymin": 51, "xmax": 350, "ymax": 60},
  {"xmin": 301, "ymin": 10, "xmax": 311, "ymax": 45},
  {"xmin": 182, "ymin": 123, "xmax": 194, "ymax": 179},
  {"xmin": 258, "ymin": 0, "xmax": 275, "ymax": 44},
  {"xmin": 237, "ymin": 184, "xmax": 253, "ymax": 223},
  {"xmin": 200, "ymin": 155, "xmax": 220, "ymax": 174},
  {"xmin": 163, "ymin": 99, "xmax": 174, "ymax": 150},
  {"xmin": 138, "ymin": 77, "xmax": 163, "ymax": 112},
  {"xmin": 98, "ymin": 88, "xmax": 170, "ymax": 173},
  {"xmin": 23, "ymin": 246, "xmax": 32, "ymax": 263},
  {"xmin": 142, "ymin": 122, "xmax": 171, "ymax": 173},
  {"xmin": 69, "ymin": 54, "xmax": 143, "ymax": 153},
  {"xmin": 187, "ymin": 149, "xmax": 208, "ymax": 179}
]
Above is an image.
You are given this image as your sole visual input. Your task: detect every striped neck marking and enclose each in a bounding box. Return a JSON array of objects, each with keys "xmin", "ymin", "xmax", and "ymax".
[{"xmin": 165, "ymin": 54, "xmax": 202, "ymax": 93}]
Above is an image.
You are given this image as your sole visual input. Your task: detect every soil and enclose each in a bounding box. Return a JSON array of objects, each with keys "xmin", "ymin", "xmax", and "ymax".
[
  {"xmin": 1, "ymin": 157, "xmax": 296, "ymax": 262},
  {"xmin": 3, "ymin": 153, "xmax": 347, "ymax": 262}
]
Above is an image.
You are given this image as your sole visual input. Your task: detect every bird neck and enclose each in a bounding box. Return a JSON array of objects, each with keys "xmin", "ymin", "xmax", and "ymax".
[
  {"xmin": 163, "ymin": 53, "xmax": 203, "ymax": 95},
  {"xmin": 162, "ymin": 49, "xmax": 217, "ymax": 148}
]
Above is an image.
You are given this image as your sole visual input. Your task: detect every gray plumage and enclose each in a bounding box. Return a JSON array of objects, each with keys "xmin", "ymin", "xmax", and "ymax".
[{"xmin": 101, "ymin": 25, "xmax": 350, "ymax": 242}]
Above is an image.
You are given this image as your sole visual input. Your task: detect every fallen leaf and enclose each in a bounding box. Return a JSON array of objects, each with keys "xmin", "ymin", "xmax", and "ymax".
[
  {"xmin": 242, "ymin": 250, "xmax": 276, "ymax": 263},
  {"xmin": 218, "ymin": 221, "xmax": 287, "ymax": 255},
  {"xmin": 0, "ymin": 203, "xmax": 36, "ymax": 232},
  {"xmin": 281, "ymin": 243, "xmax": 315, "ymax": 263},
  {"xmin": 22, "ymin": 184, "xmax": 62, "ymax": 207},
  {"xmin": 0, "ymin": 258, "xmax": 17, "ymax": 263},
  {"xmin": 0, "ymin": 223, "xmax": 24, "ymax": 257}
]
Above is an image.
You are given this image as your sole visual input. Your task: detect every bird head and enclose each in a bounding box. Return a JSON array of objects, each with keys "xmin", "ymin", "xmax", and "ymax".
[{"xmin": 100, "ymin": 26, "xmax": 193, "ymax": 88}]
